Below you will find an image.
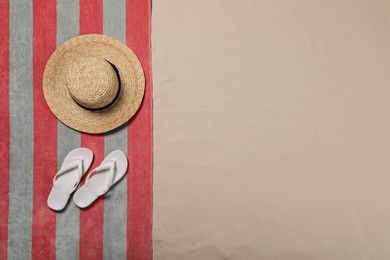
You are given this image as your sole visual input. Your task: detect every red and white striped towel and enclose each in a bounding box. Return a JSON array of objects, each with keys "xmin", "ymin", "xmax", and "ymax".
[{"xmin": 0, "ymin": 0, "xmax": 152, "ymax": 259}]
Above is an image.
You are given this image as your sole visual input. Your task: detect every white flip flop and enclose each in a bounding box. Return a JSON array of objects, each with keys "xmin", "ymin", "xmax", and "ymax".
[
  {"xmin": 47, "ymin": 148, "xmax": 93, "ymax": 211},
  {"xmin": 73, "ymin": 150, "xmax": 128, "ymax": 208}
]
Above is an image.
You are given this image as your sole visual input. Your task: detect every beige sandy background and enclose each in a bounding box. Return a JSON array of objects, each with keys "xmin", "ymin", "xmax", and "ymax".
[{"xmin": 152, "ymin": 1, "xmax": 390, "ymax": 259}]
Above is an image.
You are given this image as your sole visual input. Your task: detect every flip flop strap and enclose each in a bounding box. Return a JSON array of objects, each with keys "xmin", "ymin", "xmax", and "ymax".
[
  {"xmin": 85, "ymin": 161, "xmax": 116, "ymax": 196},
  {"xmin": 53, "ymin": 159, "xmax": 83, "ymax": 195}
]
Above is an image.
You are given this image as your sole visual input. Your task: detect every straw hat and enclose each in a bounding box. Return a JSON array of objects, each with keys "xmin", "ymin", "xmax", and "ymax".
[{"xmin": 43, "ymin": 34, "xmax": 145, "ymax": 134}]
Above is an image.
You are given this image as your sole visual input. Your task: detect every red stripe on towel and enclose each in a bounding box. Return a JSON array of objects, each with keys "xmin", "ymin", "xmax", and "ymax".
[
  {"xmin": 80, "ymin": 0, "xmax": 103, "ymax": 35},
  {"xmin": 32, "ymin": 0, "xmax": 57, "ymax": 259},
  {"xmin": 79, "ymin": 1, "xmax": 104, "ymax": 259},
  {"xmin": 126, "ymin": 0, "xmax": 153, "ymax": 259},
  {"xmin": 0, "ymin": 0, "xmax": 10, "ymax": 259}
]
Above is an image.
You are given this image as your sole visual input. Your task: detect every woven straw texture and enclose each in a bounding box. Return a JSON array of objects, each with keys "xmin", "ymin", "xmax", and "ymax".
[{"xmin": 43, "ymin": 34, "xmax": 145, "ymax": 134}]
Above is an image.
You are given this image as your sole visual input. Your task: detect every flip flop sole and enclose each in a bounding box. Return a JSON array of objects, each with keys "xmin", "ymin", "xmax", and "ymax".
[
  {"xmin": 47, "ymin": 148, "xmax": 93, "ymax": 211},
  {"xmin": 73, "ymin": 150, "xmax": 128, "ymax": 208}
]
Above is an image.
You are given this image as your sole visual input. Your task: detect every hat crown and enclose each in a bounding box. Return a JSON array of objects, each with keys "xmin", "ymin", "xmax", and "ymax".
[{"xmin": 66, "ymin": 57, "xmax": 119, "ymax": 109}]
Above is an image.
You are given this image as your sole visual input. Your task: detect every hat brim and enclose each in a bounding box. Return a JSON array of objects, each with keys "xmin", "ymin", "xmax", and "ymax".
[{"xmin": 43, "ymin": 34, "xmax": 145, "ymax": 134}]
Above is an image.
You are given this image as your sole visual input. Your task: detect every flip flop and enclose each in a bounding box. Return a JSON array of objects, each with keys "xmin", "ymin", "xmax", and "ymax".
[
  {"xmin": 73, "ymin": 150, "xmax": 128, "ymax": 208},
  {"xmin": 47, "ymin": 148, "xmax": 93, "ymax": 211}
]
